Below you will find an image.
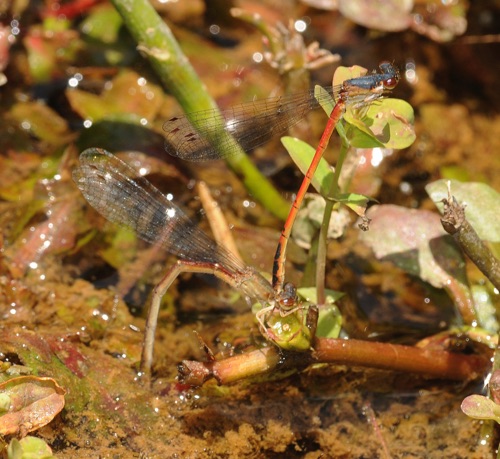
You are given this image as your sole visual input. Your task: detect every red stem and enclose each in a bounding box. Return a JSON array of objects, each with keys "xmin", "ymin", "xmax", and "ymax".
[{"xmin": 179, "ymin": 338, "xmax": 490, "ymax": 386}]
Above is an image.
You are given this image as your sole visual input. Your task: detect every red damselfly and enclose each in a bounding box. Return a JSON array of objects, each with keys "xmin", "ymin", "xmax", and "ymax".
[{"xmin": 163, "ymin": 62, "xmax": 399, "ymax": 296}]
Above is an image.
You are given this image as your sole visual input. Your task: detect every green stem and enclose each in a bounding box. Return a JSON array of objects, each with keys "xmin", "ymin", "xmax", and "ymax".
[
  {"xmin": 315, "ymin": 199, "xmax": 335, "ymax": 305},
  {"xmin": 315, "ymin": 139, "xmax": 349, "ymax": 304},
  {"xmin": 110, "ymin": 0, "xmax": 290, "ymax": 220}
]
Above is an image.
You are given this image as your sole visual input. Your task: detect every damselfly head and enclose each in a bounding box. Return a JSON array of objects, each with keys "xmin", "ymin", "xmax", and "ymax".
[
  {"xmin": 378, "ymin": 61, "xmax": 400, "ymax": 90},
  {"xmin": 276, "ymin": 282, "xmax": 298, "ymax": 310}
]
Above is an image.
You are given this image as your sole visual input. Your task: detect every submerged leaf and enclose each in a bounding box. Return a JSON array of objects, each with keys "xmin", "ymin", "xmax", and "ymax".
[
  {"xmin": 291, "ymin": 195, "xmax": 350, "ymax": 249},
  {"xmin": 361, "ymin": 205, "xmax": 467, "ymax": 289},
  {"xmin": 0, "ymin": 376, "xmax": 66, "ymax": 437},
  {"xmin": 79, "ymin": 3, "xmax": 123, "ymax": 43},
  {"xmin": 360, "ymin": 205, "xmax": 478, "ymax": 324}
]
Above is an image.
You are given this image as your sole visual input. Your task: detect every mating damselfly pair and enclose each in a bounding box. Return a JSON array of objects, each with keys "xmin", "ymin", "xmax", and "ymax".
[{"xmin": 73, "ymin": 62, "xmax": 400, "ymax": 374}]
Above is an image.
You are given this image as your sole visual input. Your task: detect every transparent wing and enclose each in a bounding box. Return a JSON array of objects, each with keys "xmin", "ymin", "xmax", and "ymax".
[
  {"xmin": 73, "ymin": 148, "xmax": 249, "ymax": 272},
  {"xmin": 162, "ymin": 88, "xmax": 329, "ymax": 161},
  {"xmin": 162, "ymin": 77, "xmax": 393, "ymax": 162}
]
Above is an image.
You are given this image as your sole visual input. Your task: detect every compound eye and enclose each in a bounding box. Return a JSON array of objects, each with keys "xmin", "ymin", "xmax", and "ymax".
[
  {"xmin": 383, "ymin": 77, "xmax": 398, "ymax": 90},
  {"xmin": 278, "ymin": 282, "xmax": 297, "ymax": 309}
]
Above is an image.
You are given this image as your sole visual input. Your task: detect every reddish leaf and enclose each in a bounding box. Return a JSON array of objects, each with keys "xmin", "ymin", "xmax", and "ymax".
[{"xmin": 0, "ymin": 376, "xmax": 65, "ymax": 437}]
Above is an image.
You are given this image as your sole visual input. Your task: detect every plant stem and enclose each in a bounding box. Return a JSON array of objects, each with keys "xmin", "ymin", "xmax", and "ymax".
[
  {"xmin": 179, "ymin": 338, "xmax": 490, "ymax": 386},
  {"xmin": 441, "ymin": 194, "xmax": 500, "ymax": 290},
  {"xmin": 110, "ymin": 0, "xmax": 290, "ymax": 220},
  {"xmin": 315, "ymin": 198, "xmax": 335, "ymax": 305},
  {"xmin": 315, "ymin": 140, "xmax": 349, "ymax": 304}
]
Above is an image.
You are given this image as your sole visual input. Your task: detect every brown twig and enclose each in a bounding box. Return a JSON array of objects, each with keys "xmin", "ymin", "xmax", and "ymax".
[
  {"xmin": 441, "ymin": 191, "xmax": 500, "ymax": 290},
  {"xmin": 197, "ymin": 181, "xmax": 242, "ymax": 264},
  {"xmin": 178, "ymin": 337, "xmax": 491, "ymax": 386}
]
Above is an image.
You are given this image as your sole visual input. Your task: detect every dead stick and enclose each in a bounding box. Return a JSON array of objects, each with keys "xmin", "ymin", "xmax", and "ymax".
[{"xmin": 440, "ymin": 191, "xmax": 500, "ymax": 290}]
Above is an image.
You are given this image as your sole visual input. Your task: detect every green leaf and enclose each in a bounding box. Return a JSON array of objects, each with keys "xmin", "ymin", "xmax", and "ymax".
[
  {"xmin": 315, "ymin": 85, "xmax": 335, "ymax": 116},
  {"xmin": 426, "ymin": 179, "xmax": 500, "ymax": 243},
  {"xmin": 7, "ymin": 436, "xmax": 55, "ymax": 459},
  {"xmin": 264, "ymin": 307, "xmax": 315, "ymax": 351},
  {"xmin": 336, "ymin": 192, "xmax": 372, "ymax": 217},
  {"xmin": 346, "ymin": 98, "xmax": 415, "ymax": 149},
  {"xmin": 281, "ymin": 136, "xmax": 334, "ymax": 196},
  {"xmin": 80, "ymin": 4, "xmax": 123, "ymax": 43},
  {"xmin": 316, "ymin": 63, "xmax": 369, "ymax": 115},
  {"xmin": 66, "ymin": 70, "xmax": 164, "ymax": 123},
  {"xmin": 297, "ymin": 287, "xmax": 343, "ymax": 339},
  {"xmin": 344, "ymin": 122, "xmax": 385, "ymax": 149},
  {"xmin": 9, "ymin": 102, "xmax": 73, "ymax": 146},
  {"xmin": 316, "ymin": 305, "xmax": 343, "ymax": 339},
  {"xmin": 332, "ymin": 65, "xmax": 368, "ymax": 88},
  {"xmin": 315, "ymin": 84, "xmax": 415, "ymax": 150},
  {"xmin": 297, "ymin": 287, "xmax": 345, "ymax": 305}
]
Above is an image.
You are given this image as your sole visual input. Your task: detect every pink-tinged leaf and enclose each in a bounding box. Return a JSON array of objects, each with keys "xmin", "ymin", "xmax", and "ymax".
[
  {"xmin": 0, "ymin": 376, "xmax": 66, "ymax": 437},
  {"xmin": 332, "ymin": 65, "xmax": 368, "ymax": 89},
  {"xmin": 23, "ymin": 24, "xmax": 82, "ymax": 83},
  {"xmin": 0, "ymin": 25, "xmax": 12, "ymax": 85},
  {"xmin": 361, "ymin": 205, "xmax": 476, "ymax": 322},
  {"xmin": 47, "ymin": 340, "xmax": 89, "ymax": 378},
  {"xmin": 489, "ymin": 370, "xmax": 500, "ymax": 406},
  {"xmin": 338, "ymin": 0, "xmax": 413, "ymax": 32},
  {"xmin": 361, "ymin": 205, "xmax": 466, "ymax": 288},
  {"xmin": 5, "ymin": 199, "xmax": 78, "ymax": 278},
  {"xmin": 461, "ymin": 394, "xmax": 500, "ymax": 423}
]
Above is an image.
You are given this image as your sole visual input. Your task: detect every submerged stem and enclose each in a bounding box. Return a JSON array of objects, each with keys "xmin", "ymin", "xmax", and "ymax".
[{"xmin": 179, "ymin": 338, "xmax": 490, "ymax": 386}]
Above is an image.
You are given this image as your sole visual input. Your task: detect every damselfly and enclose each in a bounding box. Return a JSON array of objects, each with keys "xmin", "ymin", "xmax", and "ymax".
[
  {"xmin": 163, "ymin": 62, "xmax": 400, "ymax": 295},
  {"xmin": 73, "ymin": 148, "xmax": 275, "ymax": 374}
]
